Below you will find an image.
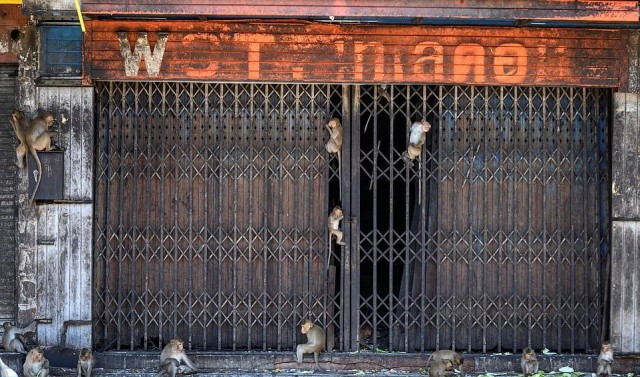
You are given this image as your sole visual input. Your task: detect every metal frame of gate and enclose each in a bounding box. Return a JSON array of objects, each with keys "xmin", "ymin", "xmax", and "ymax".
[
  {"xmin": 94, "ymin": 82, "xmax": 609, "ymax": 353},
  {"xmin": 350, "ymin": 85, "xmax": 609, "ymax": 353}
]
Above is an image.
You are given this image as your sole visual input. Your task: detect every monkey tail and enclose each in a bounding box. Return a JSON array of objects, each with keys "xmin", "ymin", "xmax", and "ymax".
[
  {"xmin": 338, "ymin": 152, "xmax": 342, "ymax": 200},
  {"xmin": 28, "ymin": 148, "xmax": 42, "ymax": 203}
]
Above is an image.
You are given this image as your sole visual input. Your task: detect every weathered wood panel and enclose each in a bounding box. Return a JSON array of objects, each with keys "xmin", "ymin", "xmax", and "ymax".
[
  {"xmin": 84, "ymin": 21, "xmax": 629, "ymax": 87},
  {"xmin": 81, "ymin": 0, "xmax": 639, "ymax": 23},
  {"xmin": 32, "ymin": 86, "xmax": 93, "ymax": 347},
  {"xmin": 22, "ymin": 0, "xmax": 76, "ymax": 14},
  {"xmin": 35, "ymin": 204, "xmax": 92, "ymax": 348},
  {"xmin": 0, "ymin": 66, "xmax": 18, "ymax": 323},
  {"xmin": 37, "ymin": 86, "xmax": 94, "ymax": 200},
  {"xmin": 612, "ymin": 92, "xmax": 640, "ymax": 219},
  {"xmin": 610, "ymin": 221, "xmax": 640, "ymax": 352}
]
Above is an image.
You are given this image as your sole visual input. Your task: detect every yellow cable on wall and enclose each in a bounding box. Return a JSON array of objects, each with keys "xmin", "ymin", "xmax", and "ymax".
[
  {"xmin": 0, "ymin": 0, "xmax": 22, "ymax": 4},
  {"xmin": 74, "ymin": 0, "xmax": 85, "ymax": 32}
]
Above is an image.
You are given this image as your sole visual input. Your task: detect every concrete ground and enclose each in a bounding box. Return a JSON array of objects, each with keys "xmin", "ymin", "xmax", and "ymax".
[{"xmin": 1, "ymin": 350, "xmax": 640, "ymax": 376}]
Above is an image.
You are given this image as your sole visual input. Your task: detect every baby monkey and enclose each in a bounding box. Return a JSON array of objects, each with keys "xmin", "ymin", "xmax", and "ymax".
[
  {"xmin": 402, "ymin": 120, "xmax": 431, "ymax": 167},
  {"xmin": 328, "ymin": 206, "xmax": 346, "ymax": 246},
  {"xmin": 77, "ymin": 348, "xmax": 94, "ymax": 377},
  {"xmin": 296, "ymin": 319, "xmax": 325, "ymax": 370},
  {"xmin": 429, "ymin": 359, "xmax": 455, "ymax": 377},
  {"xmin": 359, "ymin": 324, "xmax": 373, "ymax": 349},
  {"xmin": 521, "ymin": 347, "xmax": 539, "ymax": 377},
  {"xmin": 325, "ymin": 117, "xmax": 344, "ymax": 197},
  {"xmin": 597, "ymin": 341, "xmax": 613, "ymax": 376}
]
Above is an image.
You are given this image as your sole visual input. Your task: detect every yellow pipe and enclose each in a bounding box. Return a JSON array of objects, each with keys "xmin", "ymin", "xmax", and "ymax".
[
  {"xmin": 74, "ymin": 0, "xmax": 85, "ymax": 33},
  {"xmin": 0, "ymin": 1, "xmax": 22, "ymax": 4}
]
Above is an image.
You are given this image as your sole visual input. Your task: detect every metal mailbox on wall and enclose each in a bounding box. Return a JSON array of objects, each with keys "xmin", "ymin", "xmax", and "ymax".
[{"xmin": 27, "ymin": 150, "xmax": 64, "ymax": 201}]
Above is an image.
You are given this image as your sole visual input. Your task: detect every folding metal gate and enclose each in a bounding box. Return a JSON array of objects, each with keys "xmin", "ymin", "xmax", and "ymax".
[
  {"xmin": 351, "ymin": 85, "xmax": 608, "ymax": 353},
  {"xmin": 94, "ymin": 82, "xmax": 345, "ymax": 351},
  {"xmin": 94, "ymin": 82, "xmax": 609, "ymax": 353}
]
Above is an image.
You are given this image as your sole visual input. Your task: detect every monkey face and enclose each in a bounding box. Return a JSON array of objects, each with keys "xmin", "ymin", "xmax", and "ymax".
[
  {"xmin": 44, "ymin": 115, "xmax": 55, "ymax": 127},
  {"xmin": 327, "ymin": 118, "xmax": 341, "ymax": 128},
  {"xmin": 300, "ymin": 322, "xmax": 313, "ymax": 334},
  {"xmin": 173, "ymin": 339, "xmax": 184, "ymax": 352},
  {"xmin": 421, "ymin": 121, "xmax": 432, "ymax": 133}
]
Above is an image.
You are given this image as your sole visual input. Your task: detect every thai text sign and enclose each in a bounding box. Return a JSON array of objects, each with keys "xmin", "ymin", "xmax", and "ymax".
[{"xmin": 85, "ymin": 21, "xmax": 627, "ymax": 87}]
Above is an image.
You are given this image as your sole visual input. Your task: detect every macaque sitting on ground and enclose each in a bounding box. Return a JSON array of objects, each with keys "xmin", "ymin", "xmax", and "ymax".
[
  {"xmin": 521, "ymin": 347, "xmax": 539, "ymax": 377},
  {"xmin": 77, "ymin": 348, "xmax": 94, "ymax": 377},
  {"xmin": 597, "ymin": 341, "xmax": 613, "ymax": 376},
  {"xmin": 427, "ymin": 349, "xmax": 463, "ymax": 371},
  {"xmin": 295, "ymin": 319, "xmax": 325, "ymax": 370},
  {"xmin": 23, "ymin": 347, "xmax": 49, "ymax": 377},
  {"xmin": 155, "ymin": 338, "xmax": 198, "ymax": 377}
]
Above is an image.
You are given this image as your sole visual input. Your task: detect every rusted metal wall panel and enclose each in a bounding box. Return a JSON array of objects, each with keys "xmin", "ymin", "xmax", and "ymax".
[
  {"xmin": 37, "ymin": 86, "xmax": 94, "ymax": 200},
  {"xmin": 81, "ymin": 0, "xmax": 639, "ymax": 23},
  {"xmin": 35, "ymin": 204, "xmax": 92, "ymax": 348},
  {"xmin": 84, "ymin": 21, "xmax": 628, "ymax": 87},
  {"xmin": 0, "ymin": 5, "xmax": 29, "ymax": 65},
  {"xmin": 610, "ymin": 221, "xmax": 640, "ymax": 352}
]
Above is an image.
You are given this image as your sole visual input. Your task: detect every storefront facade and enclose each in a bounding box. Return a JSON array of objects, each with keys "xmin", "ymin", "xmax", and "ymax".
[{"xmin": 5, "ymin": 0, "xmax": 640, "ymax": 354}]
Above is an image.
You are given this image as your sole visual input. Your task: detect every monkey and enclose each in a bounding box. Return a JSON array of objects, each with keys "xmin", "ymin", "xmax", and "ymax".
[
  {"xmin": 324, "ymin": 117, "xmax": 343, "ymax": 197},
  {"xmin": 25, "ymin": 113, "xmax": 56, "ymax": 203},
  {"xmin": 9, "ymin": 110, "xmax": 30, "ymax": 168},
  {"xmin": 401, "ymin": 120, "xmax": 431, "ymax": 167},
  {"xmin": 359, "ymin": 324, "xmax": 374, "ymax": 349},
  {"xmin": 2, "ymin": 321, "xmax": 36, "ymax": 354},
  {"xmin": 0, "ymin": 357, "xmax": 18, "ymax": 377},
  {"xmin": 429, "ymin": 359, "xmax": 454, "ymax": 377},
  {"xmin": 77, "ymin": 348, "xmax": 94, "ymax": 377},
  {"xmin": 597, "ymin": 341, "xmax": 613, "ymax": 376},
  {"xmin": 22, "ymin": 347, "xmax": 49, "ymax": 377},
  {"xmin": 427, "ymin": 349, "xmax": 463, "ymax": 371},
  {"xmin": 521, "ymin": 347, "xmax": 539, "ymax": 377},
  {"xmin": 155, "ymin": 338, "xmax": 198, "ymax": 377},
  {"xmin": 328, "ymin": 206, "xmax": 346, "ymax": 247},
  {"xmin": 296, "ymin": 319, "xmax": 325, "ymax": 370}
]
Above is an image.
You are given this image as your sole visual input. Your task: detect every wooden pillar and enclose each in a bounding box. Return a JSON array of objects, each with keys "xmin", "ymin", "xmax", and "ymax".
[{"xmin": 610, "ymin": 31, "xmax": 640, "ymax": 352}]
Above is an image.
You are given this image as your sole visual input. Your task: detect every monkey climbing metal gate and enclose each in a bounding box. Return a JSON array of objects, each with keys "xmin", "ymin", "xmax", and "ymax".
[
  {"xmin": 353, "ymin": 85, "xmax": 609, "ymax": 353},
  {"xmin": 94, "ymin": 82, "xmax": 610, "ymax": 353},
  {"xmin": 93, "ymin": 82, "xmax": 345, "ymax": 351}
]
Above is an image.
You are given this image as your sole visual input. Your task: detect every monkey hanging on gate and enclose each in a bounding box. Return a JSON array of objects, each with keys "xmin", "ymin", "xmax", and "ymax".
[
  {"xmin": 325, "ymin": 117, "xmax": 343, "ymax": 198},
  {"xmin": 402, "ymin": 120, "xmax": 431, "ymax": 167}
]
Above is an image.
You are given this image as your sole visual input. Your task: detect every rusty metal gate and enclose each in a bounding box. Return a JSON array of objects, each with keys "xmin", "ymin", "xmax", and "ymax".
[
  {"xmin": 351, "ymin": 85, "xmax": 608, "ymax": 353},
  {"xmin": 94, "ymin": 82, "xmax": 609, "ymax": 353}
]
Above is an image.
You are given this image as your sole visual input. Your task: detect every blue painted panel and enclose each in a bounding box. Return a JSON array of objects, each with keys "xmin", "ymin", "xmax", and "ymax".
[{"xmin": 41, "ymin": 25, "xmax": 82, "ymax": 77}]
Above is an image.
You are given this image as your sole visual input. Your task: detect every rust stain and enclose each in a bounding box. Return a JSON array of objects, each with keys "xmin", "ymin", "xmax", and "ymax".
[{"xmin": 85, "ymin": 21, "xmax": 628, "ymax": 88}]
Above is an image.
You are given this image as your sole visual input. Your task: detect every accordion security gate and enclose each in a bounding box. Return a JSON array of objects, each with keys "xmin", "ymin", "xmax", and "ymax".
[
  {"xmin": 94, "ymin": 82, "xmax": 609, "ymax": 353},
  {"xmin": 353, "ymin": 85, "xmax": 608, "ymax": 353}
]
